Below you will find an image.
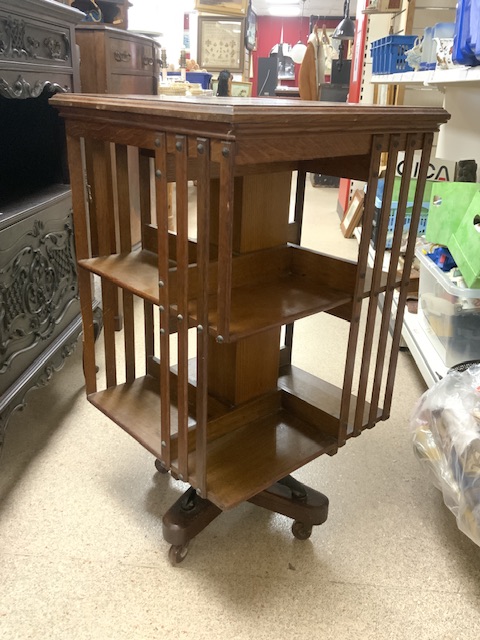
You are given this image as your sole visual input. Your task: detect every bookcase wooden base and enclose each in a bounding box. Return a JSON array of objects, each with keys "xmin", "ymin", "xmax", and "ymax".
[{"xmin": 162, "ymin": 475, "xmax": 329, "ymax": 565}]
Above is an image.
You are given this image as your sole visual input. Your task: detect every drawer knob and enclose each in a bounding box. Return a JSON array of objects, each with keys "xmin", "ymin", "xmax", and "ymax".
[{"xmin": 143, "ymin": 56, "xmax": 154, "ymax": 66}]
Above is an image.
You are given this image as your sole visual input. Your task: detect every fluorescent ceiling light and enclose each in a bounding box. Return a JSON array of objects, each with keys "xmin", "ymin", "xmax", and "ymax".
[
  {"xmin": 268, "ymin": 5, "xmax": 301, "ymax": 16},
  {"xmin": 266, "ymin": 0, "xmax": 299, "ymax": 4}
]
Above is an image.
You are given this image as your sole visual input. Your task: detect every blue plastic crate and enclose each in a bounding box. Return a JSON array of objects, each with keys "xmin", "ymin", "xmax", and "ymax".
[
  {"xmin": 385, "ymin": 208, "xmax": 429, "ymax": 249},
  {"xmin": 370, "ymin": 35, "xmax": 417, "ymax": 74},
  {"xmin": 372, "ymin": 204, "xmax": 429, "ymax": 249}
]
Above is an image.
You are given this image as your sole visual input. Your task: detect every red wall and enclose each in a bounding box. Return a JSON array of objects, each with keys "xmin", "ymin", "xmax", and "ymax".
[
  {"xmin": 338, "ymin": 0, "xmax": 368, "ymax": 214},
  {"xmin": 251, "ymin": 16, "xmax": 339, "ymax": 96}
]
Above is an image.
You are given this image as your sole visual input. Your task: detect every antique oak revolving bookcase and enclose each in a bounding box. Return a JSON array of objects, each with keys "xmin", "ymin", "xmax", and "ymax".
[{"xmin": 51, "ymin": 93, "xmax": 449, "ymax": 564}]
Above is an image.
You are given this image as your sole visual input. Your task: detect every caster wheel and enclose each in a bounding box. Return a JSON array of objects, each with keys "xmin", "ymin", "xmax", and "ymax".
[
  {"xmin": 168, "ymin": 542, "xmax": 189, "ymax": 566},
  {"xmin": 291, "ymin": 520, "xmax": 312, "ymax": 540},
  {"xmin": 155, "ymin": 459, "xmax": 168, "ymax": 475}
]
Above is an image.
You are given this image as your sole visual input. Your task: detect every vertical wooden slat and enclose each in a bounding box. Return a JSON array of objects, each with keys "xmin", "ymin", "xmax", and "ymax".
[
  {"xmin": 368, "ymin": 134, "xmax": 417, "ymax": 425},
  {"xmin": 138, "ymin": 152, "xmax": 154, "ymax": 373},
  {"xmin": 65, "ymin": 128, "xmax": 97, "ymax": 395},
  {"xmin": 116, "ymin": 144, "xmax": 135, "ymax": 384},
  {"xmin": 293, "ymin": 168, "xmax": 306, "ymax": 245},
  {"xmin": 83, "ymin": 141, "xmax": 99, "ymax": 257},
  {"xmin": 155, "ymin": 133, "xmax": 171, "ymax": 467},
  {"xmin": 216, "ymin": 141, "xmax": 235, "ymax": 341},
  {"xmin": 100, "ymin": 279, "xmax": 117, "ymax": 389},
  {"xmin": 138, "ymin": 151, "xmax": 152, "ymax": 249},
  {"xmin": 91, "ymin": 138, "xmax": 117, "ymax": 388},
  {"xmin": 144, "ymin": 300, "xmax": 155, "ymax": 371},
  {"xmin": 383, "ymin": 132, "xmax": 434, "ymax": 417},
  {"xmin": 175, "ymin": 134, "xmax": 189, "ymax": 479},
  {"xmin": 116, "ymin": 144, "xmax": 132, "ymax": 250},
  {"xmin": 353, "ymin": 134, "xmax": 400, "ymax": 436},
  {"xmin": 283, "ymin": 168, "xmax": 307, "ymax": 367},
  {"xmin": 195, "ymin": 137, "xmax": 211, "ymax": 497},
  {"xmin": 338, "ymin": 135, "xmax": 383, "ymax": 445}
]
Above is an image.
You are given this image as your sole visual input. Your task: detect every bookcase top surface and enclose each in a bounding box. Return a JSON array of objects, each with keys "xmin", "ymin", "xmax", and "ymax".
[{"xmin": 51, "ymin": 93, "xmax": 450, "ymax": 136}]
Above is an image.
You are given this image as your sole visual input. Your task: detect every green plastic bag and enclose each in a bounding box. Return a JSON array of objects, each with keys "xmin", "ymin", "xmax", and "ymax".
[
  {"xmin": 449, "ymin": 191, "xmax": 480, "ymax": 289},
  {"xmin": 425, "ymin": 181, "xmax": 480, "ymax": 247}
]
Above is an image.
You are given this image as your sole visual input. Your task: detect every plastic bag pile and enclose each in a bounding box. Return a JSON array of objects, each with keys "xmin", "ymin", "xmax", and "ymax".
[{"xmin": 411, "ymin": 364, "xmax": 480, "ymax": 545}]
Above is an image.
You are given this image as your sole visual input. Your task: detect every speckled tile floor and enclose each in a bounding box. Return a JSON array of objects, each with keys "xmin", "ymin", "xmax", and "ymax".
[{"xmin": 1, "ymin": 185, "xmax": 480, "ymax": 640}]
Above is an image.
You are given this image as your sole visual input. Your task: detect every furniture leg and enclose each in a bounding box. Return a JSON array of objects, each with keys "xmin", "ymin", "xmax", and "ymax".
[
  {"xmin": 162, "ymin": 486, "xmax": 222, "ymax": 565},
  {"xmin": 248, "ymin": 475, "xmax": 329, "ymax": 540},
  {"xmin": 161, "ymin": 472, "xmax": 329, "ymax": 565}
]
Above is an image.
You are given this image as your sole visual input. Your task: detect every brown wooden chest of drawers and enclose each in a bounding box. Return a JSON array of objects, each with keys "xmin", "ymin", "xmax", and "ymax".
[
  {"xmin": 75, "ymin": 24, "xmax": 160, "ymax": 95},
  {"xmin": 74, "ymin": 24, "xmax": 161, "ymax": 311}
]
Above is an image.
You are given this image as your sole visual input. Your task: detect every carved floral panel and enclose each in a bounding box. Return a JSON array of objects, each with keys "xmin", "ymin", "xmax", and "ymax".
[
  {"xmin": 0, "ymin": 219, "xmax": 79, "ymax": 373},
  {"xmin": 0, "ymin": 12, "xmax": 71, "ymax": 65}
]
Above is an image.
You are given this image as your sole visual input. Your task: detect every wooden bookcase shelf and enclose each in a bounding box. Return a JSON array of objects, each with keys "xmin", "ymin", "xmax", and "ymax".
[
  {"xmin": 88, "ymin": 362, "xmax": 386, "ymax": 511},
  {"xmin": 79, "ymin": 245, "xmax": 356, "ymax": 340},
  {"xmin": 186, "ymin": 405, "xmax": 338, "ymax": 511},
  {"xmin": 51, "ymin": 93, "xmax": 449, "ymax": 560},
  {"xmin": 90, "ymin": 376, "xmax": 338, "ymax": 511}
]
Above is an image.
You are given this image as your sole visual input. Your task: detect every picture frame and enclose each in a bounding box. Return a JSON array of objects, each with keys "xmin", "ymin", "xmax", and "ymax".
[
  {"xmin": 194, "ymin": 0, "xmax": 249, "ymax": 17},
  {"xmin": 197, "ymin": 16, "xmax": 245, "ymax": 73},
  {"xmin": 340, "ymin": 190, "xmax": 364, "ymax": 238},
  {"xmin": 211, "ymin": 79, "xmax": 252, "ymax": 97},
  {"xmin": 244, "ymin": 3, "xmax": 257, "ymax": 51}
]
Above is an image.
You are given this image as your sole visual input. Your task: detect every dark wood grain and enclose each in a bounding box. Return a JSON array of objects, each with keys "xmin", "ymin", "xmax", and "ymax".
[
  {"xmin": 278, "ymin": 365, "xmax": 383, "ymax": 439},
  {"xmin": 58, "ymin": 94, "xmax": 449, "ymax": 518},
  {"xmin": 66, "ymin": 131, "xmax": 97, "ymax": 395},
  {"xmin": 51, "ymin": 93, "xmax": 449, "ymax": 136},
  {"xmin": 52, "ymin": 96, "xmax": 449, "ymax": 174},
  {"xmin": 78, "ymin": 248, "xmax": 354, "ymax": 341},
  {"xmin": 337, "ymin": 135, "xmax": 384, "ymax": 446},
  {"xmin": 174, "ymin": 135, "xmax": 189, "ymax": 479},
  {"xmin": 187, "ymin": 409, "xmax": 337, "ymax": 511},
  {"xmin": 115, "ymin": 144, "xmax": 135, "ymax": 383},
  {"xmin": 89, "ymin": 375, "xmax": 337, "ymax": 510},
  {"xmin": 195, "ymin": 137, "xmax": 211, "ymax": 497},
  {"xmin": 383, "ymin": 132, "xmax": 435, "ymax": 418},
  {"xmin": 155, "ymin": 134, "xmax": 171, "ymax": 468},
  {"xmin": 353, "ymin": 134, "xmax": 401, "ymax": 435}
]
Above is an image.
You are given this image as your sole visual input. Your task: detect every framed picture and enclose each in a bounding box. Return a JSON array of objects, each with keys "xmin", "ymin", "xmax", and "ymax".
[
  {"xmin": 211, "ymin": 79, "xmax": 252, "ymax": 96},
  {"xmin": 194, "ymin": 0, "xmax": 249, "ymax": 17},
  {"xmin": 244, "ymin": 4, "xmax": 257, "ymax": 51},
  {"xmin": 340, "ymin": 190, "xmax": 364, "ymax": 238},
  {"xmin": 198, "ymin": 16, "xmax": 245, "ymax": 73}
]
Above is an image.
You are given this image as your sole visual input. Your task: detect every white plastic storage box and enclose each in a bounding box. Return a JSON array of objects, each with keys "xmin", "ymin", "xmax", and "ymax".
[{"xmin": 416, "ymin": 247, "xmax": 480, "ymax": 367}]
